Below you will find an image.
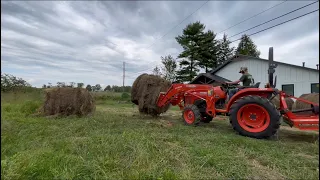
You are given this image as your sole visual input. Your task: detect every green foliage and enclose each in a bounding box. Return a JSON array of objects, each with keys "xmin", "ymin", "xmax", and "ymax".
[
  {"xmin": 121, "ymin": 92, "xmax": 130, "ymax": 100},
  {"xmin": 56, "ymin": 82, "xmax": 66, "ymax": 87},
  {"xmin": 95, "ymin": 84, "xmax": 102, "ymax": 91},
  {"xmin": 104, "ymin": 85, "xmax": 111, "ymax": 91},
  {"xmin": 107, "ymin": 85, "xmax": 131, "ymax": 93},
  {"xmin": 152, "ymin": 66, "xmax": 162, "ymax": 77},
  {"xmin": 217, "ymin": 34, "xmax": 235, "ymax": 65},
  {"xmin": 196, "ymin": 30, "xmax": 219, "ymax": 72},
  {"xmin": 20, "ymin": 100, "xmax": 41, "ymax": 116},
  {"xmin": 175, "ymin": 21, "xmax": 204, "ymax": 82},
  {"xmin": 161, "ymin": 55, "xmax": 177, "ymax": 82},
  {"xmin": 175, "ymin": 21, "xmax": 220, "ymax": 82},
  {"xmin": 1, "ymin": 91, "xmax": 319, "ymax": 179},
  {"xmin": 236, "ymin": 34, "xmax": 260, "ymax": 57},
  {"xmin": 1, "ymin": 73, "xmax": 31, "ymax": 92},
  {"xmin": 86, "ymin": 84, "xmax": 92, "ymax": 92},
  {"xmin": 92, "ymin": 92, "xmax": 131, "ymax": 102},
  {"xmin": 77, "ymin": 83, "xmax": 84, "ymax": 88}
]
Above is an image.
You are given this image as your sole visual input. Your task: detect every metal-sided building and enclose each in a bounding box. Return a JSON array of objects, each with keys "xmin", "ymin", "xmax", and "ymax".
[{"xmin": 191, "ymin": 54, "xmax": 319, "ymax": 97}]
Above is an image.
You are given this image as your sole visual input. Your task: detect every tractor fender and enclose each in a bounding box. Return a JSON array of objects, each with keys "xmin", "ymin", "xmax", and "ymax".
[{"xmin": 226, "ymin": 88, "xmax": 275, "ymax": 111}]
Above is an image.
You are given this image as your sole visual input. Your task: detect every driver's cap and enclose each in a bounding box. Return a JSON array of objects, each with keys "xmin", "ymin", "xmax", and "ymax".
[{"xmin": 239, "ymin": 67, "xmax": 248, "ymax": 73}]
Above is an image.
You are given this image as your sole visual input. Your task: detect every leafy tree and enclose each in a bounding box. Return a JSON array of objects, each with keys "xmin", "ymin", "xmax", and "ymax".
[
  {"xmin": 42, "ymin": 84, "xmax": 47, "ymax": 89},
  {"xmin": 47, "ymin": 83, "xmax": 52, "ymax": 88},
  {"xmin": 104, "ymin": 85, "xmax": 111, "ymax": 91},
  {"xmin": 92, "ymin": 86, "xmax": 96, "ymax": 92},
  {"xmin": 161, "ymin": 55, "xmax": 177, "ymax": 82},
  {"xmin": 77, "ymin": 83, "xmax": 84, "ymax": 88},
  {"xmin": 86, "ymin": 84, "xmax": 92, "ymax": 92},
  {"xmin": 57, "ymin": 82, "xmax": 66, "ymax": 87},
  {"xmin": 235, "ymin": 34, "xmax": 260, "ymax": 57},
  {"xmin": 1, "ymin": 73, "xmax": 31, "ymax": 92},
  {"xmin": 152, "ymin": 66, "xmax": 162, "ymax": 76},
  {"xmin": 69, "ymin": 82, "xmax": 76, "ymax": 88},
  {"xmin": 95, "ymin": 84, "xmax": 101, "ymax": 91},
  {"xmin": 217, "ymin": 33, "xmax": 235, "ymax": 65}
]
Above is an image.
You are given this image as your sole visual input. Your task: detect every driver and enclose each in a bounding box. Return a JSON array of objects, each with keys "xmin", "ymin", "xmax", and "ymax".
[{"xmin": 225, "ymin": 67, "xmax": 253, "ymax": 100}]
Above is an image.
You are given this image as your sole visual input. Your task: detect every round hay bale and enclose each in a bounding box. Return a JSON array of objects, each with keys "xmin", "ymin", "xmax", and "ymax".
[
  {"xmin": 292, "ymin": 93, "xmax": 319, "ymax": 114},
  {"xmin": 131, "ymin": 74, "xmax": 172, "ymax": 116},
  {"xmin": 131, "ymin": 73, "xmax": 148, "ymax": 105},
  {"xmin": 285, "ymin": 98, "xmax": 294, "ymax": 110},
  {"xmin": 42, "ymin": 87, "xmax": 95, "ymax": 117},
  {"xmin": 270, "ymin": 95, "xmax": 294, "ymax": 110}
]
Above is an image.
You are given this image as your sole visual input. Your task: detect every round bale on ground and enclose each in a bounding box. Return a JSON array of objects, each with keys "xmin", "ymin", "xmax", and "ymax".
[
  {"xmin": 42, "ymin": 87, "xmax": 95, "ymax": 117},
  {"xmin": 292, "ymin": 93, "xmax": 319, "ymax": 114},
  {"xmin": 131, "ymin": 73, "xmax": 148, "ymax": 105},
  {"xmin": 131, "ymin": 74, "xmax": 172, "ymax": 116},
  {"xmin": 270, "ymin": 95, "xmax": 294, "ymax": 110}
]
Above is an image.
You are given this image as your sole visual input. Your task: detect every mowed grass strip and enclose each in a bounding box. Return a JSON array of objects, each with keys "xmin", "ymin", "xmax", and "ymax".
[{"xmin": 1, "ymin": 92, "xmax": 319, "ymax": 179}]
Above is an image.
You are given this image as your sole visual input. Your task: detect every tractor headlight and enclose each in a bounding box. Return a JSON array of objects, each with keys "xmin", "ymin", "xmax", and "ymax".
[{"xmin": 208, "ymin": 89, "xmax": 213, "ymax": 96}]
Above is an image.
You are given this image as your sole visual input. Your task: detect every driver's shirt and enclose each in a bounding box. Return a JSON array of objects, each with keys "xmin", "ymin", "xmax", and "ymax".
[{"xmin": 239, "ymin": 73, "xmax": 253, "ymax": 86}]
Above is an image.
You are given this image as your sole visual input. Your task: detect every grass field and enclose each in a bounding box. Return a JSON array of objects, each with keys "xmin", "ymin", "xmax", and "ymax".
[{"xmin": 1, "ymin": 91, "xmax": 319, "ymax": 179}]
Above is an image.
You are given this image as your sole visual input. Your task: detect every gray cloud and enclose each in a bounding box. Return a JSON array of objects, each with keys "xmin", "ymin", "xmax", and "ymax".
[{"xmin": 1, "ymin": 1, "xmax": 319, "ymax": 87}]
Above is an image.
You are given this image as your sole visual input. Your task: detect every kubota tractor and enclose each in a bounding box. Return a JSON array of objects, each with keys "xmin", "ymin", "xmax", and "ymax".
[{"xmin": 156, "ymin": 48, "xmax": 319, "ymax": 139}]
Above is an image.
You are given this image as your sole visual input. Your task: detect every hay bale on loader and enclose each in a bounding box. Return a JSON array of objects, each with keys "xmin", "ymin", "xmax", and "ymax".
[
  {"xmin": 270, "ymin": 95, "xmax": 294, "ymax": 110},
  {"xmin": 292, "ymin": 93, "xmax": 319, "ymax": 114},
  {"xmin": 131, "ymin": 74, "xmax": 172, "ymax": 116},
  {"xmin": 41, "ymin": 87, "xmax": 95, "ymax": 117}
]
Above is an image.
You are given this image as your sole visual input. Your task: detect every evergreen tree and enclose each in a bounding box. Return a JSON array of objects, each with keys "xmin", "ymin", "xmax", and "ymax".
[
  {"xmin": 197, "ymin": 30, "xmax": 219, "ymax": 72},
  {"xmin": 175, "ymin": 21, "xmax": 205, "ymax": 82},
  {"xmin": 217, "ymin": 33, "xmax": 235, "ymax": 65},
  {"xmin": 236, "ymin": 34, "xmax": 260, "ymax": 57}
]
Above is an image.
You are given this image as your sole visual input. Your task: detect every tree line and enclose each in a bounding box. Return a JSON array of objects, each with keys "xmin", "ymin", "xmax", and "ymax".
[
  {"xmin": 41, "ymin": 82, "xmax": 131, "ymax": 93},
  {"xmin": 1, "ymin": 73, "xmax": 32, "ymax": 92},
  {"xmin": 153, "ymin": 21, "xmax": 260, "ymax": 83}
]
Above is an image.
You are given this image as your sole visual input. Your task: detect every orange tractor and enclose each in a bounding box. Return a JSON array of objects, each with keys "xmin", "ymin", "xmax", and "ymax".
[{"xmin": 156, "ymin": 48, "xmax": 319, "ymax": 139}]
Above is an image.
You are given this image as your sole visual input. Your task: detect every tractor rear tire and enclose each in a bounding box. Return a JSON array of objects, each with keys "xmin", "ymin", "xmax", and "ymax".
[
  {"xmin": 182, "ymin": 104, "xmax": 201, "ymax": 126},
  {"xmin": 229, "ymin": 95, "xmax": 280, "ymax": 139}
]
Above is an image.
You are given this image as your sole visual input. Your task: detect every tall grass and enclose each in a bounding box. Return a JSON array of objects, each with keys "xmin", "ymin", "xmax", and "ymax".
[{"xmin": 1, "ymin": 90, "xmax": 319, "ymax": 179}]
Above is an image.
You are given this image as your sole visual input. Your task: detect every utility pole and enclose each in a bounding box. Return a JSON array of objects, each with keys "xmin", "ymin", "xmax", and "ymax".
[{"xmin": 123, "ymin": 61, "xmax": 125, "ymax": 92}]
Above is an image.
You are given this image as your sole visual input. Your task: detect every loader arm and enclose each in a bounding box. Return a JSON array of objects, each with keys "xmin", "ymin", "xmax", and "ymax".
[{"xmin": 156, "ymin": 84, "xmax": 213, "ymax": 108}]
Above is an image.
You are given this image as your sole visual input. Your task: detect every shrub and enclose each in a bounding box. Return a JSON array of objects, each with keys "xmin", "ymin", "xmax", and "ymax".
[
  {"xmin": 121, "ymin": 92, "xmax": 130, "ymax": 100},
  {"xmin": 20, "ymin": 100, "xmax": 41, "ymax": 116}
]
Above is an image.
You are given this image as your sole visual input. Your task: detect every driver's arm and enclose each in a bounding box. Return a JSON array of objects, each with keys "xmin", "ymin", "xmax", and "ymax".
[{"xmin": 226, "ymin": 75, "xmax": 245, "ymax": 84}]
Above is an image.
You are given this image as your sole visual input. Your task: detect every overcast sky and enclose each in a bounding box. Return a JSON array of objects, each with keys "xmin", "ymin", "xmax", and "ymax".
[{"xmin": 1, "ymin": 1, "xmax": 319, "ymax": 88}]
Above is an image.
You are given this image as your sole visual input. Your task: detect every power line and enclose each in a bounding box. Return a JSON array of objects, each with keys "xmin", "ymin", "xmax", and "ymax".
[
  {"xmin": 229, "ymin": 0, "xmax": 319, "ymax": 39},
  {"xmin": 217, "ymin": 0, "xmax": 287, "ymax": 34},
  {"xmin": 229, "ymin": 9, "xmax": 319, "ymax": 43},
  {"xmin": 129, "ymin": 8, "xmax": 319, "ymax": 76}
]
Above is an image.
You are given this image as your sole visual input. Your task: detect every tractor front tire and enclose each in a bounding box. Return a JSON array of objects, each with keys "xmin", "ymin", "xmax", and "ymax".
[
  {"xmin": 229, "ymin": 95, "xmax": 280, "ymax": 139},
  {"xmin": 182, "ymin": 104, "xmax": 201, "ymax": 126}
]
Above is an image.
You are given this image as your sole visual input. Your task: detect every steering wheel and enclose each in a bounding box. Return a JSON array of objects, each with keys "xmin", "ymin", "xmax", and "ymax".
[{"xmin": 221, "ymin": 82, "xmax": 240, "ymax": 89}]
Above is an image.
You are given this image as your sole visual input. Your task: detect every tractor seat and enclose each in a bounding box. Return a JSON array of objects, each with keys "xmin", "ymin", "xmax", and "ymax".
[
  {"xmin": 251, "ymin": 82, "xmax": 261, "ymax": 88},
  {"xmin": 241, "ymin": 82, "xmax": 261, "ymax": 89}
]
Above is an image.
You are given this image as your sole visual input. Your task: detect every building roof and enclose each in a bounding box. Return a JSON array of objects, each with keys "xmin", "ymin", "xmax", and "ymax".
[
  {"xmin": 210, "ymin": 54, "xmax": 319, "ymax": 74},
  {"xmin": 189, "ymin": 73, "xmax": 231, "ymax": 84}
]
